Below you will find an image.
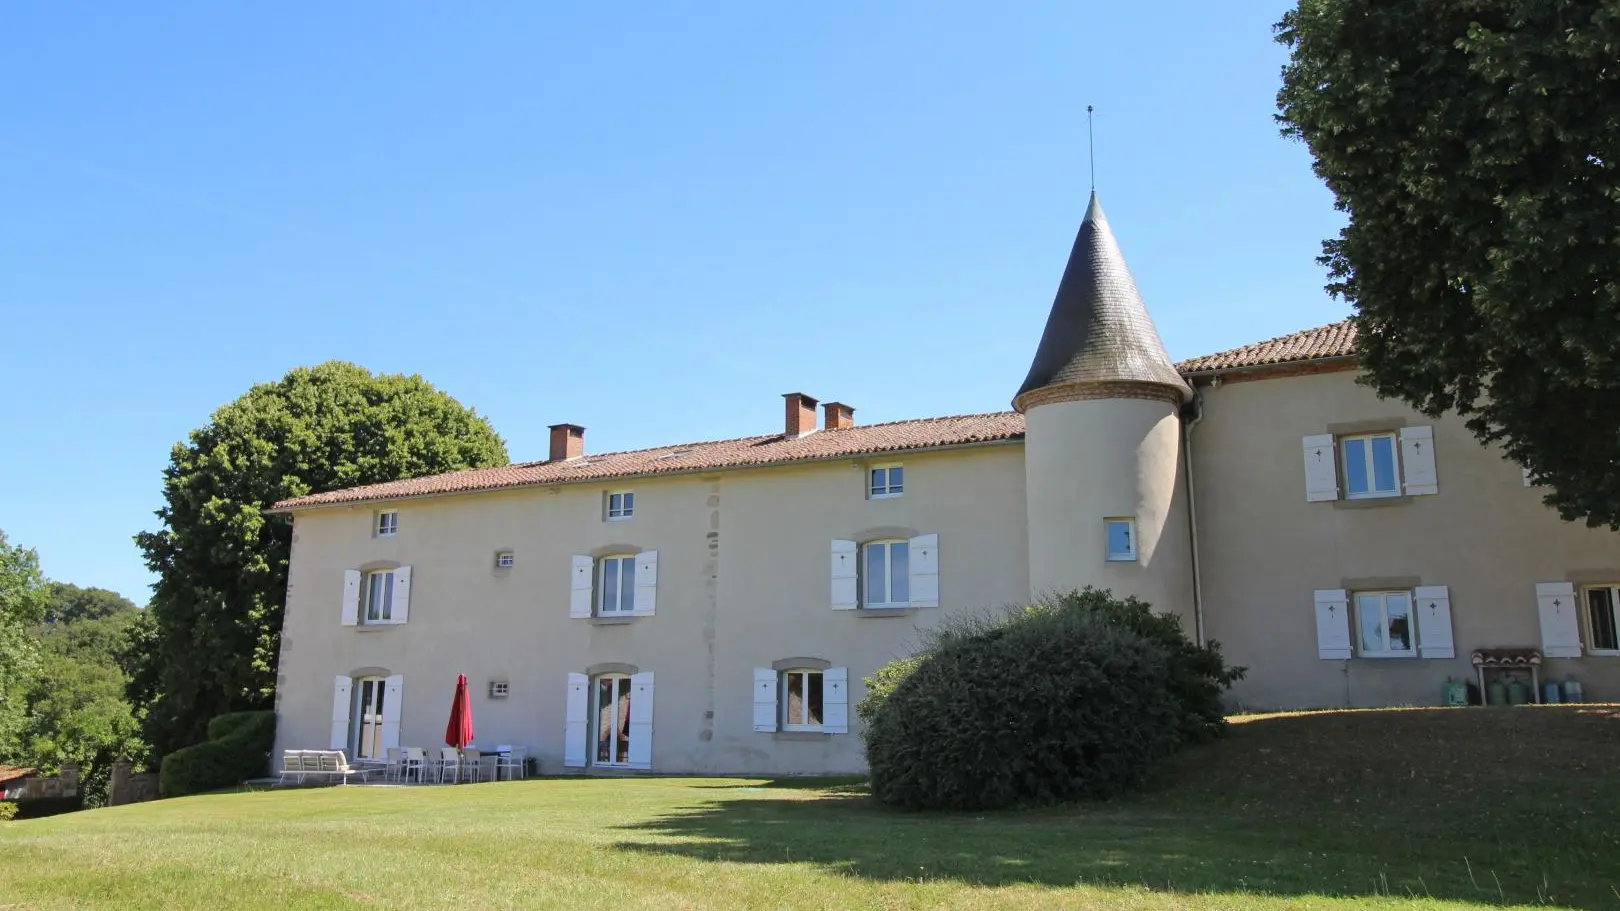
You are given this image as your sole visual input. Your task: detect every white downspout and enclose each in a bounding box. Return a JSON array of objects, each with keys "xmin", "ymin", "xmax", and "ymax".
[{"xmin": 1183, "ymin": 383, "xmax": 1208, "ymax": 647}]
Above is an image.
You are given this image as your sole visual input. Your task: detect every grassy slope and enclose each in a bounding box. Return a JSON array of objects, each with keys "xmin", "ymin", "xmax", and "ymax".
[{"xmin": 1, "ymin": 707, "xmax": 1617, "ymax": 910}]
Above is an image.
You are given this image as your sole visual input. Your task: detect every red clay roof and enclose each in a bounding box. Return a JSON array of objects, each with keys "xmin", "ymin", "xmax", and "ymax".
[
  {"xmin": 0, "ymin": 766, "xmax": 36, "ymax": 785},
  {"xmin": 1175, "ymin": 320, "xmax": 1356, "ymax": 373},
  {"xmin": 271, "ymin": 412, "xmax": 1027, "ymax": 510},
  {"xmin": 272, "ymin": 321, "xmax": 1356, "ymax": 512}
]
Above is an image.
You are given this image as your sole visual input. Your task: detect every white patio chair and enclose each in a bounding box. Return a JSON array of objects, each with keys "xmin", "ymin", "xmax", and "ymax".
[
  {"xmin": 461, "ymin": 749, "xmax": 484, "ymax": 783},
  {"xmin": 437, "ymin": 747, "xmax": 462, "ymax": 784},
  {"xmin": 403, "ymin": 747, "xmax": 427, "ymax": 783},
  {"xmin": 496, "ymin": 748, "xmax": 527, "ymax": 781},
  {"xmin": 384, "ymin": 748, "xmax": 404, "ymax": 782},
  {"xmin": 277, "ymin": 750, "xmax": 305, "ymax": 786}
]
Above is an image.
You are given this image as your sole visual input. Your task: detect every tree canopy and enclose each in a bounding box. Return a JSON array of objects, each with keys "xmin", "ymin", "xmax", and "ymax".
[
  {"xmin": 135, "ymin": 362, "xmax": 508, "ymax": 756},
  {"xmin": 1276, "ymin": 0, "xmax": 1620, "ymax": 527},
  {"xmin": 42, "ymin": 582, "xmax": 139, "ymax": 626},
  {"xmin": 0, "ymin": 530, "xmax": 48, "ymax": 757}
]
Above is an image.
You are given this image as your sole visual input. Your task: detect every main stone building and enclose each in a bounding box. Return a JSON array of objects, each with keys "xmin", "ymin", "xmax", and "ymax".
[{"xmin": 271, "ymin": 194, "xmax": 1620, "ymax": 775}]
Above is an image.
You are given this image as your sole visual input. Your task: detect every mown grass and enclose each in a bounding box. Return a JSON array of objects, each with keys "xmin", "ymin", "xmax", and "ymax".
[{"xmin": 1, "ymin": 707, "xmax": 1617, "ymax": 909}]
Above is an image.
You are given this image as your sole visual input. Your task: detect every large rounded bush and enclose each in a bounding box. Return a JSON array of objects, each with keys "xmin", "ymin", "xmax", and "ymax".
[
  {"xmin": 863, "ymin": 606, "xmax": 1182, "ymax": 810},
  {"xmin": 159, "ymin": 710, "xmax": 275, "ymax": 798}
]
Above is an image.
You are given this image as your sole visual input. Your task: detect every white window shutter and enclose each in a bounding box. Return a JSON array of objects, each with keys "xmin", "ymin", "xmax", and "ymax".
[
  {"xmin": 380, "ymin": 675, "xmax": 404, "ymax": 750},
  {"xmin": 627, "ymin": 671, "xmax": 654, "ymax": 770},
  {"xmin": 1302, "ymin": 434, "xmax": 1339, "ymax": 502},
  {"xmin": 1536, "ymin": 582, "xmax": 1583, "ymax": 658},
  {"xmin": 341, "ymin": 570, "xmax": 361, "ymax": 626},
  {"xmin": 330, "ymin": 675, "xmax": 353, "ymax": 750},
  {"xmin": 569, "ymin": 555, "xmax": 594, "ymax": 619},
  {"xmin": 753, "ymin": 668, "xmax": 778, "ymax": 732},
  {"xmin": 391, "ymin": 566, "xmax": 412, "ymax": 624},
  {"xmin": 1414, "ymin": 585, "xmax": 1454, "ymax": 659},
  {"xmin": 563, "ymin": 672, "xmax": 588, "ymax": 767},
  {"xmin": 1313, "ymin": 589, "xmax": 1352, "ymax": 659},
  {"xmin": 823, "ymin": 667, "xmax": 849, "ymax": 734},
  {"xmin": 908, "ymin": 534, "xmax": 940, "ymax": 608},
  {"xmin": 1400, "ymin": 425, "xmax": 1439, "ymax": 496},
  {"xmin": 634, "ymin": 551, "xmax": 659, "ymax": 616},
  {"xmin": 831, "ymin": 540, "xmax": 858, "ymax": 610}
]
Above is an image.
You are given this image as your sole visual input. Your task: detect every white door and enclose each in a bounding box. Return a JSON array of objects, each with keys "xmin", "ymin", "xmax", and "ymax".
[
  {"xmin": 352, "ymin": 677, "xmax": 388, "ymax": 759},
  {"xmin": 593, "ymin": 675, "xmax": 633, "ymax": 766}
]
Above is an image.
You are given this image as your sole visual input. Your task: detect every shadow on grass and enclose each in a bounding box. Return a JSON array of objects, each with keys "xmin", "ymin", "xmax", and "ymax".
[{"xmin": 615, "ymin": 709, "xmax": 1620, "ymax": 909}]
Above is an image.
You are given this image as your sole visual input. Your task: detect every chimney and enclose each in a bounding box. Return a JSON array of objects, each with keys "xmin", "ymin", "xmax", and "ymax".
[
  {"xmin": 548, "ymin": 423, "xmax": 586, "ymax": 462},
  {"xmin": 782, "ymin": 392, "xmax": 819, "ymax": 438},
  {"xmin": 823, "ymin": 402, "xmax": 855, "ymax": 430}
]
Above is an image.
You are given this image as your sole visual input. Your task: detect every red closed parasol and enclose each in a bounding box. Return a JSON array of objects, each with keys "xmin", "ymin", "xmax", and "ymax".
[{"xmin": 445, "ymin": 673, "xmax": 475, "ymax": 749}]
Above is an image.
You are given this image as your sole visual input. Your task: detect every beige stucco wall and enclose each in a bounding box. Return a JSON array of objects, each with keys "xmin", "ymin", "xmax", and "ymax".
[
  {"xmin": 1024, "ymin": 398, "xmax": 1194, "ymax": 629},
  {"xmin": 273, "ymin": 443, "xmax": 1029, "ymax": 775},
  {"xmin": 1193, "ymin": 368, "xmax": 1620, "ymax": 710}
]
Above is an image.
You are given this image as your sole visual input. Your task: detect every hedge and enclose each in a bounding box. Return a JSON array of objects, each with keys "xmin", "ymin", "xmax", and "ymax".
[{"xmin": 159, "ymin": 710, "xmax": 276, "ymax": 798}]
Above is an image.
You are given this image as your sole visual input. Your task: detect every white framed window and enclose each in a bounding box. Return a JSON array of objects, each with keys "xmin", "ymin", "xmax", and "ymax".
[
  {"xmin": 1104, "ymin": 518, "xmax": 1137, "ymax": 562},
  {"xmin": 782, "ymin": 669, "xmax": 825, "ymax": 731},
  {"xmin": 1354, "ymin": 591, "xmax": 1415, "ymax": 657},
  {"xmin": 592, "ymin": 674, "xmax": 633, "ymax": 766},
  {"xmin": 1341, "ymin": 433, "xmax": 1400, "ymax": 499},
  {"xmin": 495, "ymin": 551, "xmax": 515, "ymax": 569},
  {"xmin": 375, "ymin": 511, "xmax": 399, "ymax": 537},
  {"xmin": 488, "ymin": 680, "xmax": 510, "ymax": 699},
  {"xmin": 351, "ymin": 676, "xmax": 387, "ymax": 760},
  {"xmin": 606, "ymin": 491, "xmax": 635, "ymax": 521},
  {"xmin": 869, "ymin": 465, "xmax": 904, "ymax": 499},
  {"xmin": 1583, "ymin": 585, "xmax": 1620, "ymax": 653},
  {"xmin": 861, "ymin": 539, "xmax": 909, "ymax": 608},
  {"xmin": 597, "ymin": 556, "xmax": 637, "ymax": 615},
  {"xmin": 362, "ymin": 570, "xmax": 395, "ymax": 623}
]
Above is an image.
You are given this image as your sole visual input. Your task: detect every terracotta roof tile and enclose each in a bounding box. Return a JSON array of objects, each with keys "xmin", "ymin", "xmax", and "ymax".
[
  {"xmin": 0, "ymin": 766, "xmax": 36, "ymax": 785},
  {"xmin": 1175, "ymin": 320, "xmax": 1356, "ymax": 373},
  {"xmin": 272, "ymin": 321, "xmax": 1357, "ymax": 513},
  {"xmin": 272, "ymin": 412, "xmax": 1027, "ymax": 511}
]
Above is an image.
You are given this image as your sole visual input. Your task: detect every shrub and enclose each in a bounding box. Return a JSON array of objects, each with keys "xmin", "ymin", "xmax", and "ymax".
[
  {"xmin": 159, "ymin": 710, "xmax": 275, "ymax": 798},
  {"xmin": 1034, "ymin": 588, "xmax": 1246, "ymax": 745},
  {"xmin": 0, "ymin": 801, "xmax": 15, "ymax": 822},
  {"xmin": 860, "ymin": 588, "xmax": 1245, "ymax": 811}
]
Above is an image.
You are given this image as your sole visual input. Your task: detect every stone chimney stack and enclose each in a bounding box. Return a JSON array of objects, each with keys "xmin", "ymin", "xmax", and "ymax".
[
  {"xmin": 783, "ymin": 393, "xmax": 819, "ymax": 438},
  {"xmin": 548, "ymin": 424, "xmax": 586, "ymax": 462},
  {"xmin": 823, "ymin": 402, "xmax": 855, "ymax": 430}
]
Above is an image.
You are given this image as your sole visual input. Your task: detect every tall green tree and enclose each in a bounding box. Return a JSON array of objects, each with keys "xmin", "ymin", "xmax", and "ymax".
[
  {"xmin": 1276, "ymin": 1, "xmax": 1620, "ymax": 527},
  {"xmin": 41, "ymin": 582, "xmax": 139, "ymax": 626},
  {"xmin": 0, "ymin": 531, "xmax": 48, "ymax": 757},
  {"xmin": 135, "ymin": 363, "xmax": 508, "ymax": 756}
]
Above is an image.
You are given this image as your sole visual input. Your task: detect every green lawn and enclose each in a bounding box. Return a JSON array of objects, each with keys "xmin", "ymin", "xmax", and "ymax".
[{"xmin": 2, "ymin": 707, "xmax": 1618, "ymax": 910}]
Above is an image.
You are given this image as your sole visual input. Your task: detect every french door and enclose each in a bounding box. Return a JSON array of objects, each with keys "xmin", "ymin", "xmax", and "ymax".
[
  {"xmin": 352, "ymin": 677, "xmax": 387, "ymax": 759},
  {"xmin": 594, "ymin": 675, "xmax": 632, "ymax": 766}
]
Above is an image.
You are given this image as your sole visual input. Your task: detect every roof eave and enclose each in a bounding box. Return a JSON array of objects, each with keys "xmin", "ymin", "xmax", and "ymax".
[
  {"xmin": 265, "ymin": 435, "xmax": 1027, "ymax": 516},
  {"xmin": 1179, "ymin": 353, "xmax": 1358, "ymax": 381}
]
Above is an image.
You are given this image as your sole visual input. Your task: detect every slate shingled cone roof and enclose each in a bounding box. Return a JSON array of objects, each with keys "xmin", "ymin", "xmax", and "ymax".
[
  {"xmin": 1175, "ymin": 320, "xmax": 1356, "ymax": 373},
  {"xmin": 270, "ymin": 320, "xmax": 1357, "ymax": 512},
  {"xmin": 1014, "ymin": 192, "xmax": 1191, "ymax": 409},
  {"xmin": 271, "ymin": 412, "xmax": 1027, "ymax": 510}
]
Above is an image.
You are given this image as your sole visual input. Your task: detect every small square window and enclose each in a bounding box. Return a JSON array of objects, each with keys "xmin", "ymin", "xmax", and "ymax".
[
  {"xmin": 495, "ymin": 551, "xmax": 515, "ymax": 570},
  {"xmin": 1104, "ymin": 518, "xmax": 1137, "ymax": 562},
  {"xmin": 606, "ymin": 491, "xmax": 635, "ymax": 521},
  {"xmin": 1355, "ymin": 591, "xmax": 1416, "ymax": 657},
  {"xmin": 375, "ymin": 511, "xmax": 399, "ymax": 537},
  {"xmin": 1342, "ymin": 433, "xmax": 1400, "ymax": 499},
  {"xmin": 489, "ymin": 680, "xmax": 510, "ymax": 699},
  {"xmin": 869, "ymin": 465, "xmax": 904, "ymax": 499}
]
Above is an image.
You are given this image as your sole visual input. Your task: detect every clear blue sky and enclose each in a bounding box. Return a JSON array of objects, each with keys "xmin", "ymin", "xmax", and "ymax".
[{"xmin": 0, "ymin": 2, "xmax": 1346, "ymax": 604}]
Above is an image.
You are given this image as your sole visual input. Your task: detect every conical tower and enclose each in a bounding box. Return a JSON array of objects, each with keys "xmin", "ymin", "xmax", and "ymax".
[{"xmin": 1016, "ymin": 193, "xmax": 1193, "ymax": 617}]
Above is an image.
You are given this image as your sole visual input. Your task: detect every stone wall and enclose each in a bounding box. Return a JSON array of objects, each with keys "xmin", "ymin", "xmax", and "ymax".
[
  {"xmin": 14, "ymin": 762, "xmax": 78, "ymax": 800},
  {"xmin": 108, "ymin": 758, "xmax": 159, "ymax": 806}
]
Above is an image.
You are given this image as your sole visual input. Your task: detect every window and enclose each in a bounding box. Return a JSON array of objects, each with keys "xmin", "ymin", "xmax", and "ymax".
[
  {"xmin": 1105, "ymin": 518, "xmax": 1137, "ymax": 562},
  {"xmin": 1583, "ymin": 586, "xmax": 1620, "ymax": 653},
  {"xmin": 869, "ymin": 465, "xmax": 904, "ymax": 499},
  {"xmin": 782, "ymin": 669, "xmax": 825, "ymax": 731},
  {"xmin": 489, "ymin": 680, "xmax": 510, "ymax": 699},
  {"xmin": 861, "ymin": 540, "xmax": 909, "ymax": 608},
  {"xmin": 597, "ymin": 556, "xmax": 636, "ymax": 615},
  {"xmin": 375, "ymin": 511, "xmax": 399, "ymax": 537},
  {"xmin": 495, "ymin": 551, "xmax": 515, "ymax": 569},
  {"xmin": 362, "ymin": 570, "xmax": 395, "ymax": 623},
  {"xmin": 1342, "ymin": 433, "xmax": 1400, "ymax": 499},
  {"xmin": 351, "ymin": 676, "xmax": 387, "ymax": 760},
  {"xmin": 606, "ymin": 491, "xmax": 635, "ymax": 521},
  {"xmin": 1355, "ymin": 591, "xmax": 1415, "ymax": 657},
  {"xmin": 593, "ymin": 674, "xmax": 633, "ymax": 766}
]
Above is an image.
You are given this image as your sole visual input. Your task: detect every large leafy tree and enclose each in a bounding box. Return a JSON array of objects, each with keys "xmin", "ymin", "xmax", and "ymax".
[
  {"xmin": 136, "ymin": 363, "xmax": 508, "ymax": 756},
  {"xmin": 0, "ymin": 531, "xmax": 48, "ymax": 757},
  {"xmin": 1276, "ymin": 1, "xmax": 1620, "ymax": 527},
  {"xmin": 41, "ymin": 582, "xmax": 138, "ymax": 626}
]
